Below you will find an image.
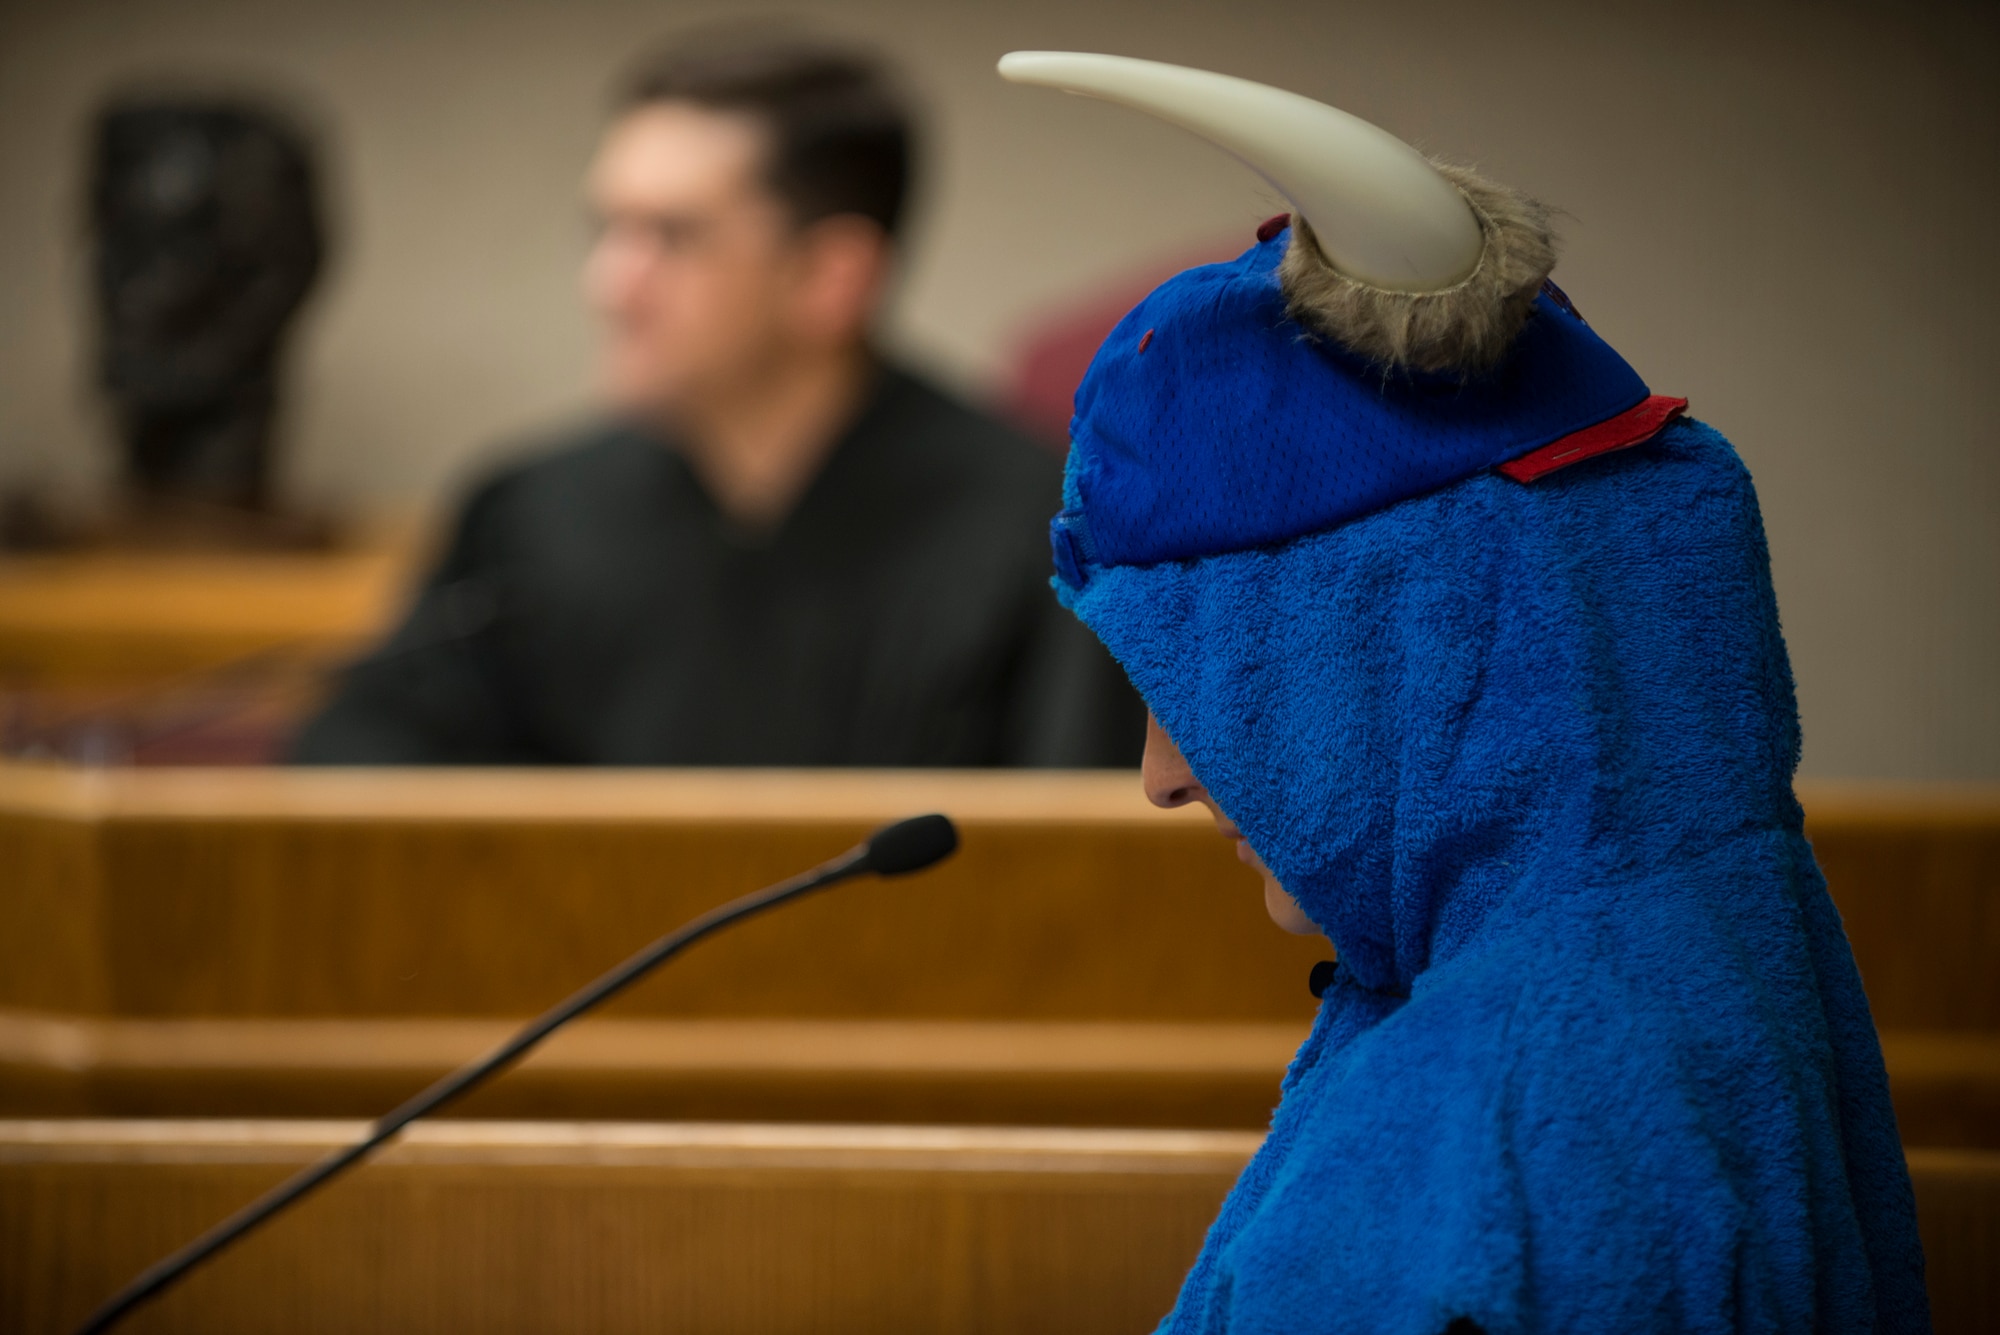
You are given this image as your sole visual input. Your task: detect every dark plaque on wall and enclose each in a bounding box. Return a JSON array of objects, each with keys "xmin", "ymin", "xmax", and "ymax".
[{"xmin": 89, "ymin": 94, "xmax": 328, "ymax": 543}]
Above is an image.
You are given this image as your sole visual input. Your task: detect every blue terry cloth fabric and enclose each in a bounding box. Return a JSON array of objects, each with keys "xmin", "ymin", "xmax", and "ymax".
[
  {"xmin": 1056, "ymin": 417, "xmax": 1930, "ymax": 1332},
  {"xmin": 1050, "ymin": 230, "xmax": 1648, "ymax": 573}
]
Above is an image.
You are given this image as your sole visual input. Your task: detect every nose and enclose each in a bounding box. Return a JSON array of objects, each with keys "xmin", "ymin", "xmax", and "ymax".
[
  {"xmin": 583, "ymin": 224, "xmax": 650, "ymax": 317},
  {"xmin": 1141, "ymin": 713, "xmax": 1202, "ymax": 809}
]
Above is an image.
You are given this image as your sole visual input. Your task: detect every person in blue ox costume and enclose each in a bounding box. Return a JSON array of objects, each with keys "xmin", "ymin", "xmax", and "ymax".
[{"xmin": 998, "ymin": 52, "xmax": 1929, "ymax": 1334}]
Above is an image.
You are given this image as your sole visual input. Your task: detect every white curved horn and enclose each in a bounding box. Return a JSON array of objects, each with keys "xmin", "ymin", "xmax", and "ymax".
[{"xmin": 997, "ymin": 50, "xmax": 1482, "ymax": 293}]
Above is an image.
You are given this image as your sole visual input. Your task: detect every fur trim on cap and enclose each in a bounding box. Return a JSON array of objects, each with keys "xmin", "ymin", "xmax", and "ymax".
[{"xmin": 1278, "ymin": 162, "xmax": 1557, "ymax": 376}]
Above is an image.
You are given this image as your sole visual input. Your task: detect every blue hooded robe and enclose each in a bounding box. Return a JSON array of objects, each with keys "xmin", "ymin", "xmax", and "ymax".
[{"xmin": 1052, "ymin": 232, "xmax": 1929, "ymax": 1333}]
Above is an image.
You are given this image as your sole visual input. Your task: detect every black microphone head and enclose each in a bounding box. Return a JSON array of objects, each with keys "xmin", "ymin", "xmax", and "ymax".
[{"xmin": 862, "ymin": 813, "xmax": 958, "ymax": 876}]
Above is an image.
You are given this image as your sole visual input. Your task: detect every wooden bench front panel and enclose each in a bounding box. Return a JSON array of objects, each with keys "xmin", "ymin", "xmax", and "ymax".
[
  {"xmin": 1, "ymin": 1121, "xmax": 1992, "ymax": 1335},
  {"xmin": 1, "ymin": 768, "xmax": 1993, "ymax": 1145},
  {"xmin": 0, "ymin": 1120, "xmax": 1246, "ymax": 1335}
]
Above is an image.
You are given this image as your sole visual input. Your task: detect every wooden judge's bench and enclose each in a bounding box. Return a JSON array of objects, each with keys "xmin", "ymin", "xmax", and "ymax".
[{"xmin": 1, "ymin": 765, "xmax": 1995, "ymax": 1332}]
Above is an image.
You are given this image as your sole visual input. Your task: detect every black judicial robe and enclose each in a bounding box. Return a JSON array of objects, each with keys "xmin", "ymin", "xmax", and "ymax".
[{"xmin": 291, "ymin": 367, "xmax": 1144, "ymax": 767}]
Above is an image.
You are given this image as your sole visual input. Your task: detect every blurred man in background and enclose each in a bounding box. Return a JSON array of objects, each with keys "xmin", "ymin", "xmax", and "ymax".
[{"xmin": 293, "ymin": 33, "xmax": 1141, "ymax": 766}]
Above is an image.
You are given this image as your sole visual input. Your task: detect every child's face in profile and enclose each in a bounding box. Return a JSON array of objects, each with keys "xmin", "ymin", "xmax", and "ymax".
[{"xmin": 1140, "ymin": 713, "xmax": 1320, "ymax": 936}]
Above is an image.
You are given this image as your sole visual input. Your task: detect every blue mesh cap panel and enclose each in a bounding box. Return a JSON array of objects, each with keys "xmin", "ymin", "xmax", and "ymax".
[{"xmin": 1061, "ymin": 229, "xmax": 1651, "ymax": 570}]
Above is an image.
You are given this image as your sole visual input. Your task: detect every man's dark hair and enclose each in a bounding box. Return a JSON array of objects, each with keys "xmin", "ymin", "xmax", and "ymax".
[{"xmin": 620, "ymin": 31, "xmax": 914, "ymax": 239}]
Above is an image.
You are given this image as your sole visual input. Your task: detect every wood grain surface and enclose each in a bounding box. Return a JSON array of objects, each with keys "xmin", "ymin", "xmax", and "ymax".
[
  {"xmin": 0, "ymin": 1013, "xmax": 1307, "ymax": 1128},
  {"xmin": 0, "ymin": 767, "xmax": 1327, "ymax": 1023},
  {"xmin": 1, "ymin": 1010, "xmax": 1992, "ymax": 1147},
  {"xmin": 0, "ymin": 1120, "xmax": 1254, "ymax": 1335},
  {"xmin": 1, "ymin": 767, "xmax": 1995, "ymax": 1141},
  {"xmin": 0, "ymin": 543, "xmax": 411, "ymax": 688},
  {"xmin": 0, "ymin": 1121, "xmax": 1990, "ymax": 1335},
  {"xmin": 2, "ymin": 769, "xmax": 1992, "ymax": 1027}
]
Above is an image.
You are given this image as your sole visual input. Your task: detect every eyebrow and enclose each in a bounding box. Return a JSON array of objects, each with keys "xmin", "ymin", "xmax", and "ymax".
[{"xmin": 588, "ymin": 204, "xmax": 719, "ymax": 239}]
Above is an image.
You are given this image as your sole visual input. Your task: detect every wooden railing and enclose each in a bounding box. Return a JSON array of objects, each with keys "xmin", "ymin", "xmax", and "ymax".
[
  {"xmin": 1, "ymin": 766, "xmax": 1995, "ymax": 1142},
  {"xmin": 1, "ymin": 765, "xmax": 1995, "ymax": 1330},
  {"xmin": 1, "ymin": 1121, "xmax": 1991, "ymax": 1335}
]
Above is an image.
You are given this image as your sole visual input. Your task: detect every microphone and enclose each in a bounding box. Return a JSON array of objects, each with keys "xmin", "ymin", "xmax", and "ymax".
[
  {"xmin": 856, "ymin": 811, "xmax": 957, "ymax": 876},
  {"xmin": 74, "ymin": 812, "xmax": 960, "ymax": 1334}
]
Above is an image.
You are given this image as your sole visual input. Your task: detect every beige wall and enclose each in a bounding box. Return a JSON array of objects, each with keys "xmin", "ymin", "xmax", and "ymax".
[{"xmin": 1, "ymin": 0, "xmax": 1994, "ymax": 779}]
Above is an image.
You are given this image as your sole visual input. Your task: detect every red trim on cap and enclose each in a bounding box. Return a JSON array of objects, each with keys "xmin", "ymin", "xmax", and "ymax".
[{"xmin": 1497, "ymin": 395, "xmax": 1689, "ymax": 483}]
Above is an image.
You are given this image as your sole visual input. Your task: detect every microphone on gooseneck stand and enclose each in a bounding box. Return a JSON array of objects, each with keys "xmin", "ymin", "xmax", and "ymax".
[{"xmin": 74, "ymin": 812, "xmax": 961, "ymax": 1335}]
